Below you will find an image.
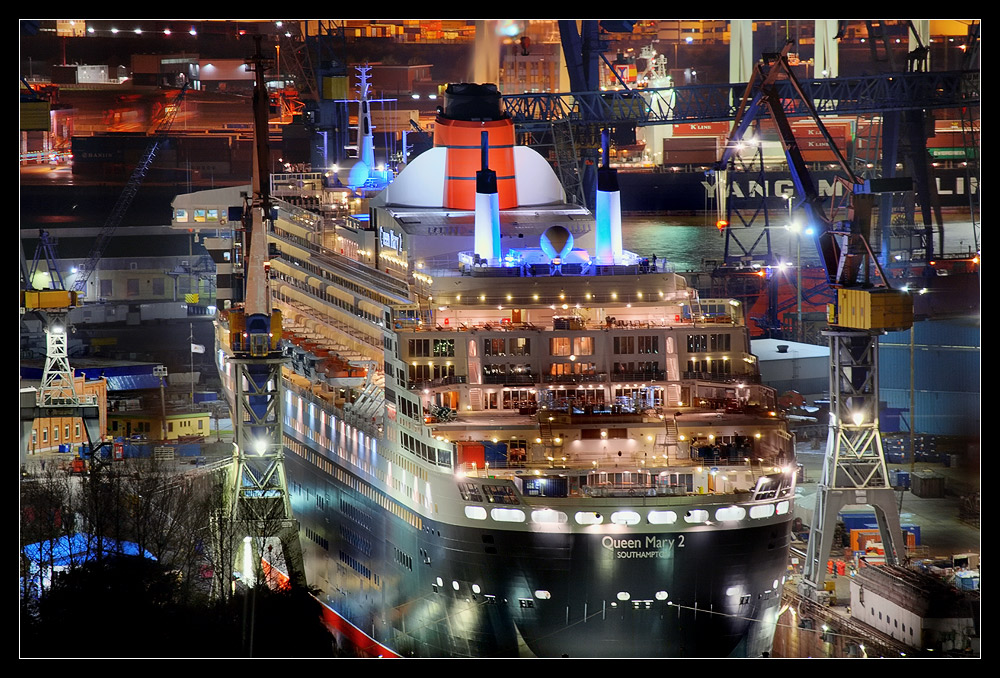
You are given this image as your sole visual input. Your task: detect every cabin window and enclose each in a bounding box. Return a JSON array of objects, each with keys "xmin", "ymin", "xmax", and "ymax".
[{"xmin": 549, "ymin": 337, "xmax": 571, "ymax": 356}]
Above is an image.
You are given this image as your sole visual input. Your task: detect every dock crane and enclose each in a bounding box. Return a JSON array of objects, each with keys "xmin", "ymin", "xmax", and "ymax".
[
  {"xmin": 717, "ymin": 43, "xmax": 914, "ymax": 599},
  {"xmin": 219, "ymin": 36, "xmax": 305, "ymax": 590},
  {"xmin": 72, "ymin": 84, "xmax": 188, "ymax": 295},
  {"xmin": 20, "ymin": 231, "xmax": 103, "ymax": 468}
]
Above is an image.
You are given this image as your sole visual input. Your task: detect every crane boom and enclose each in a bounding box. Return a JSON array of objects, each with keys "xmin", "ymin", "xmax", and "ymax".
[{"xmin": 72, "ymin": 84, "xmax": 189, "ymax": 294}]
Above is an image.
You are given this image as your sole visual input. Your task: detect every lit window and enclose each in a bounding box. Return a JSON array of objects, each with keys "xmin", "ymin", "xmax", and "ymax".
[
  {"xmin": 611, "ymin": 511, "xmax": 641, "ymax": 526},
  {"xmin": 715, "ymin": 506, "xmax": 746, "ymax": 522},
  {"xmin": 531, "ymin": 509, "xmax": 568, "ymax": 524},
  {"xmin": 574, "ymin": 511, "xmax": 603, "ymax": 525},
  {"xmin": 647, "ymin": 510, "xmax": 677, "ymax": 524},
  {"xmin": 490, "ymin": 508, "xmax": 526, "ymax": 523},
  {"xmin": 684, "ymin": 509, "xmax": 709, "ymax": 523},
  {"xmin": 464, "ymin": 506, "xmax": 487, "ymax": 520}
]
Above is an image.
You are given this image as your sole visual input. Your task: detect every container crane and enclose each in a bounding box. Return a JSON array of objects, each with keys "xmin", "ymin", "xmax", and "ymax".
[
  {"xmin": 72, "ymin": 84, "xmax": 188, "ymax": 295},
  {"xmin": 717, "ymin": 43, "xmax": 914, "ymax": 599}
]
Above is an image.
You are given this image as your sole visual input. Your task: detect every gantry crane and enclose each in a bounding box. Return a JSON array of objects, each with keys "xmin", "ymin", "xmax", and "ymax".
[
  {"xmin": 718, "ymin": 43, "xmax": 915, "ymax": 599},
  {"xmin": 20, "ymin": 231, "xmax": 102, "ymax": 466},
  {"xmin": 220, "ymin": 36, "xmax": 305, "ymax": 589}
]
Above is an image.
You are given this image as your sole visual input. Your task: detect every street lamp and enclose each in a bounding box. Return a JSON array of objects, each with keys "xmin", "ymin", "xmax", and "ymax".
[{"xmin": 784, "ymin": 193, "xmax": 802, "ymax": 342}]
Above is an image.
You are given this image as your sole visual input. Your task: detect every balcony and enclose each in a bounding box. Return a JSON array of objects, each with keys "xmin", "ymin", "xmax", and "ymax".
[
  {"xmin": 481, "ymin": 374, "xmax": 536, "ymax": 385},
  {"xmin": 541, "ymin": 373, "xmax": 607, "ymax": 385},
  {"xmin": 683, "ymin": 372, "xmax": 760, "ymax": 384},
  {"xmin": 610, "ymin": 370, "xmax": 666, "ymax": 382},
  {"xmin": 409, "ymin": 375, "xmax": 467, "ymax": 390}
]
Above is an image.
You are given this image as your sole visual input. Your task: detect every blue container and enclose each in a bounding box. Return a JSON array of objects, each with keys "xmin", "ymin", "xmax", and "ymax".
[
  {"xmin": 840, "ymin": 512, "xmax": 878, "ymax": 532},
  {"xmin": 176, "ymin": 443, "xmax": 202, "ymax": 458},
  {"xmin": 956, "ymin": 573, "xmax": 979, "ymax": 591},
  {"xmin": 896, "ymin": 471, "xmax": 911, "ymax": 489}
]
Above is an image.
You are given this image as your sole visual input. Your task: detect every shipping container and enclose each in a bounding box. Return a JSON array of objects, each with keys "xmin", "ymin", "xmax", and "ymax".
[
  {"xmin": 672, "ymin": 121, "xmax": 731, "ymax": 137},
  {"xmin": 836, "ymin": 288, "xmax": 913, "ymax": 331},
  {"xmin": 911, "ymin": 471, "xmax": 945, "ymax": 498},
  {"xmin": 879, "ymin": 318, "xmax": 980, "ymax": 436}
]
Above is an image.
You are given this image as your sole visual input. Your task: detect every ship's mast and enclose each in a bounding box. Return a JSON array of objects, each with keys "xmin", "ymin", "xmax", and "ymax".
[{"xmin": 356, "ymin": 65, "xmax": 376, "ymax": 172}]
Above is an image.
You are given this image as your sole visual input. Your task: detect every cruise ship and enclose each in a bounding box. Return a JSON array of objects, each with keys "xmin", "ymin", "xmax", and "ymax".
[{"xmin": 179, "ymin": 82, "xmax": 796, "ymax": 657}]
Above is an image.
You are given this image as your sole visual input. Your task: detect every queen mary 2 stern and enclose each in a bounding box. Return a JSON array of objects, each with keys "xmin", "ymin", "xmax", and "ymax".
[{"xmin": 184, "ymin": 81, "xmax": 796, "ymax": 657}]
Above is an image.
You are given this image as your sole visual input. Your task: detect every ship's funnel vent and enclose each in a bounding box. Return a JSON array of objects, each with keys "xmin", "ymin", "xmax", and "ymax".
[
  {"xmin": 776, "ymin": 344, "xmax": 790, "ymax": 353},
  {"xmin": 442, "ymin": 83, "xmax": 504, "ymax": 121}
]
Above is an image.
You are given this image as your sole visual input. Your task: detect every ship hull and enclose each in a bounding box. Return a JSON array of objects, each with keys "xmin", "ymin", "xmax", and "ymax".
[{"xmin": 287, "ymin": 430, "xmax": 791, "ymax": 658}]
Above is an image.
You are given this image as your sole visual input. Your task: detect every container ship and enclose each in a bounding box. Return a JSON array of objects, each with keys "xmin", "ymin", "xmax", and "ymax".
[{"xmin": 192, "ymin": 82, "xmax": 796, "ymax": 657}]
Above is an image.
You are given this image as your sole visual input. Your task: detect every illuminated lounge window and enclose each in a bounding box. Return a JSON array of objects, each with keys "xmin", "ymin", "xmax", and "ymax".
[
  {"xmin": 715, "ymin": 506, "xmax": 746, "ymax": 522},
  {"xmin": 684, "ymin": 509, "xmax": 709, "ymax": 523},
  {"xmin": 490, "ymin": 508, "xmax": 526, "ymax": 523},
  {"xmin": 574, "ymin": 511, "xmax": 603, "ymax": 525},
  {"xmin": 611, "ymin": 511, "xmax": 640, "ymax": 526},
  {"xmin": 464, "ymin": 506, "xmax": 487, "ymax": 520},
  {"xmin": 750, "ymin": 504, "xmax": 776, "ymax": 519},
  {"xmin": 531, "ymin": 509, "xmax": 568, "ymax": 524},
  {"xmin": 647, "ymin": 510, "xmax": 677, "ymax": 524}
]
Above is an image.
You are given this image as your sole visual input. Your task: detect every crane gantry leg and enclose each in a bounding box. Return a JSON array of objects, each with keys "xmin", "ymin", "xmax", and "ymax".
[{"xmin": 801, "ymin": 329, "xmax": 906, "ymax": 597}]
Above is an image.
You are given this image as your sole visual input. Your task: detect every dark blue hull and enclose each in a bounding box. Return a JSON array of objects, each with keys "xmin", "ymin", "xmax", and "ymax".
[{"xmin": 288, "ymin": 440, "xmax": 791, "ymax": 658}]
